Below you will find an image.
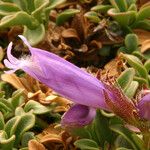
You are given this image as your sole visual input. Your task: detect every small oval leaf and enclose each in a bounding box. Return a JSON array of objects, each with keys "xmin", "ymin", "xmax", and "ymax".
[{"xmin": 56, "ymin": 9, "xmax": 80, "ymax": 25}]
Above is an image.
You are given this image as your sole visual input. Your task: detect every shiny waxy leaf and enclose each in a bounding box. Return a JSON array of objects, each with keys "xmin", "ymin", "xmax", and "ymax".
[
  {"xmin": 24, "ymin": 100, "xmax": 50, "ymax": 114},
  {"xmin": 74, "ymin": 139, "xmax": 99, "ymax": 150},
  {"xmin": 56, "ymin": 9, "xmax": 80, "ymax": 25},
  {"xmin": 23, "ymin": 24, "xmax": 45, "ymax": 46}
]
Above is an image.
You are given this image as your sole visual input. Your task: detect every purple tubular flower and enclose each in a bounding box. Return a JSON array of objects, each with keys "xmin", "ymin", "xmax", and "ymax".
[
  {"xmin": 4, "ymin": 35, "xmax": 109, "ymax": 127},
  {"xmin": 137, "ymin": 93, "xmax": 150, "ymax": 121},
  {"xmin": 61, "ymin": 104, "xmax": 96, "ymax": 127}
]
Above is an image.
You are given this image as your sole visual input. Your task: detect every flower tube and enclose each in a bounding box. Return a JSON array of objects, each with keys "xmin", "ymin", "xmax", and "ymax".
[{"xmin": 4, "ymin": 35, "xmax": 110, "ymax": 127}]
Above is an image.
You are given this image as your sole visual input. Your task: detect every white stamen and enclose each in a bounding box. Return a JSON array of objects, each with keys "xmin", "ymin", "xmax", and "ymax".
[{"xmin": 18, "ymin": 55, "xmax": 43, "ymax": 76}]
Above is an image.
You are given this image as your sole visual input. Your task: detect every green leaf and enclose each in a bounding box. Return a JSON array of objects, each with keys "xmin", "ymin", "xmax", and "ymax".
[
  {"xmin": 84, "ymin": 11, "xmax": 100, "ymax": 23},
  {"xmin": 15, "ymin": 107, "xmax": 26, "ymax": 116},
  {"xmin": 137, "ymin": 4, "xmax": 150, "ymax": 21},
  {"xmin": 117, "ymin": 68, "xmax": 135, "ymax": 90},
  {"xmin": 74, "ymin": 139, "xmax": 99, "ymax": 150},
  {"xmin": 92, "ymin": 110, "xmax": 114, "ymax": 147},
  {"xmin": 45, "ymin": 0, "xmax": 66, "ymax": 11},
  {"xmin": 32, "ymin": 0, "xmax": 49, "ymax": 22},
  {"xmin": 23, "ymin": 24, "xmax": 45, "ymax": 46},
  {"xmin": 0, "ymin": 131, "xmax": 15, "ymax": 150},
  {"xmin": 107, "ymin": 9, "xmax": 136, "ymax": 26},
  {"xmin": 109, "ymin": 0, "xmax": 128, "ymax": 12},
  {"xmin": 144, "ymin": 59, "xmax": 150, "ymax": 73},
  {"xmin": 110, "ymin": 124, "xmax": 143, "ymax": 150},
  {"xmin": 0, "ymin": 2, "xmax": 20, "ymax": 16},
  {"xmin": 128, "ymin": 4, "xmax": 137, "ymax": 11},
  {"xmin": 133, "ymin": 76, "xmax": 148, "ymax": 85},
  {"xmin": 12, "ymin": 0, "xmax": 28, "ymax": 12},
  {"xmin": 122, "ymin": 54, "xmax": 148, "ymax": 80},
  {"xmin": 56, "ymin": 9, "xmax": 80, "ymax": 25},
  {"xmin": 124, "ymin": 81, "xmax": 139, "ymax": 98},
  {"xmin": 0, "ymin": 11, "xmax": 38, "ymax": 29},
  {"xmin": 125, "ymin": 34, "xmax": 139, "ymax": 53},
  {"xmin": 5, "ymin": 113, "xmax": 35, "ymax": 146},
  {"xmin": 70, "ymin": 127, "xmax": 92, "ymax": 139},
  {"xmin": 91, "ymin": 5, "xmax": 112, "ymax": 13},
  {"xmin": 131, "ymin": 19, "xmax": 150, "ymax": 31},
  {"xmin": 116, "ymin": 148, "xmax": 133, "ymax": 150},
  {"xmin": 126, "ymin": 0, "xmax": 136, "ymax": 8},
  {"xmin": 0, "ymin": 112, "xmax": 4, "ymax": 130},
  {"xmin": 21, "ymin": 132, "xmax": 35, "ymax": 147},
  {"xmin": 24, "ymin": 100, "xmax": 50, "ymax": 114},
  {"xmin": 10, "ymin": 89, "xmax": 25, "ymax": 109}
]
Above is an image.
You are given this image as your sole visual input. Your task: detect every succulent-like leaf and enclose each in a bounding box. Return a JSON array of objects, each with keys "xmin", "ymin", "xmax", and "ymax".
[
  {"xmin": 144, "ymin": 59, "xmax": 150, "ymax": 72},
  {"xmin": 5, "ymin": 116, "xmax": 21, "ymax": 137},
  {"xmin": 5, "ymin": 113, "xmax": 35, "ymax": 146},
  {"xmin": 23, "ymin": 24, "xmax": 45, "ymax": 46},
  {"xmin": 74, "ymin": 139, "xmax": 99, "ymax": 150},
  {"xmin": 126, "ymin": 0, "xmax": 136, "ymax": 8},
  {"xmin": 131, "ymin": 19, "xmax": 150, "ymax": 31},
  {"xmin": 15, "ymin": 107, "xmax": 26, "ymax": 116},
  {"xmin": 127, "ymin": 4, "xmax": 137, "ymax": 11},
  {"xmin": 13, "ymin": 114, "xmax": 35, "ymax": 145},
  {"xmin": 0, "ymin": 11, "xmax": 38, "ymax": 29},
  {"xmin": 56, "ymin": 9, "xmax": 80, "ymax": 25},
  {"xmin": 0, "ymin": 2, "xmax": 20, "ymax": 16},
  {"xmin": 24, "ymin": 100, "xmax": 50, "ymax": 114},
  {"xmin": 0, "ymin": 112, "xmax": 4, "ymax": 130},
  {"xmin": 0, "ymin": 131, "xmax": 15, "ymax": 150},
  {"xmin": 108, "ymin": 9, "xmax": 136, "ymax": 26},
  {"xmin": 109, "ymin": 0, "xmax": 128, "ymax": 12},
  {"xmin": 122, "ymin": 54, "xmax": 148, "ymax": 80},
  {"xmin": 10, "ymin": 89, "xmax": 25, "ymax": 109},
  {"xmin": 12, "ymin": 0, "xmax": 28, "ymax": 12},
  {"xmin": 137, "ymin": 4, "xmax": 150, "ymax": 21},
  {"xmin": 84, "ymin": 11, "xmax": 100, "ymax": 23},
  {"xmin": 91, "ymin": 5, "xmax": 112, "ymax": 13},
  {"xmin": 92, "ymin": 110, "xmax": 114, "ymax": 147},
  {"xmin": 124, "ymin": 81, "xmax": 139, "ymax": 98},
  {"xmin": 133, "ymin": 76, "xmax": 148, "ymax": 85},
  {"xmin": 110, "ymin": 124, "xmax": 144, "ymax": 150},
  {"xmin": 117, "ymin": 68, "xmax": 135, "ymax": 90},
  {"xmin": 45, "ymin": 0, "xmax": 66, "ymax": 11},
  {"xmin": 125, "ymin": 34, "xmax": 139, "ymax": 53},
  {"xmin": 21, "ymin": 132, "xmax": 35, "ymax": 147},
  {"xmin": 32, "ymin": 0, "xmax": 49, "ymax": 22}
]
